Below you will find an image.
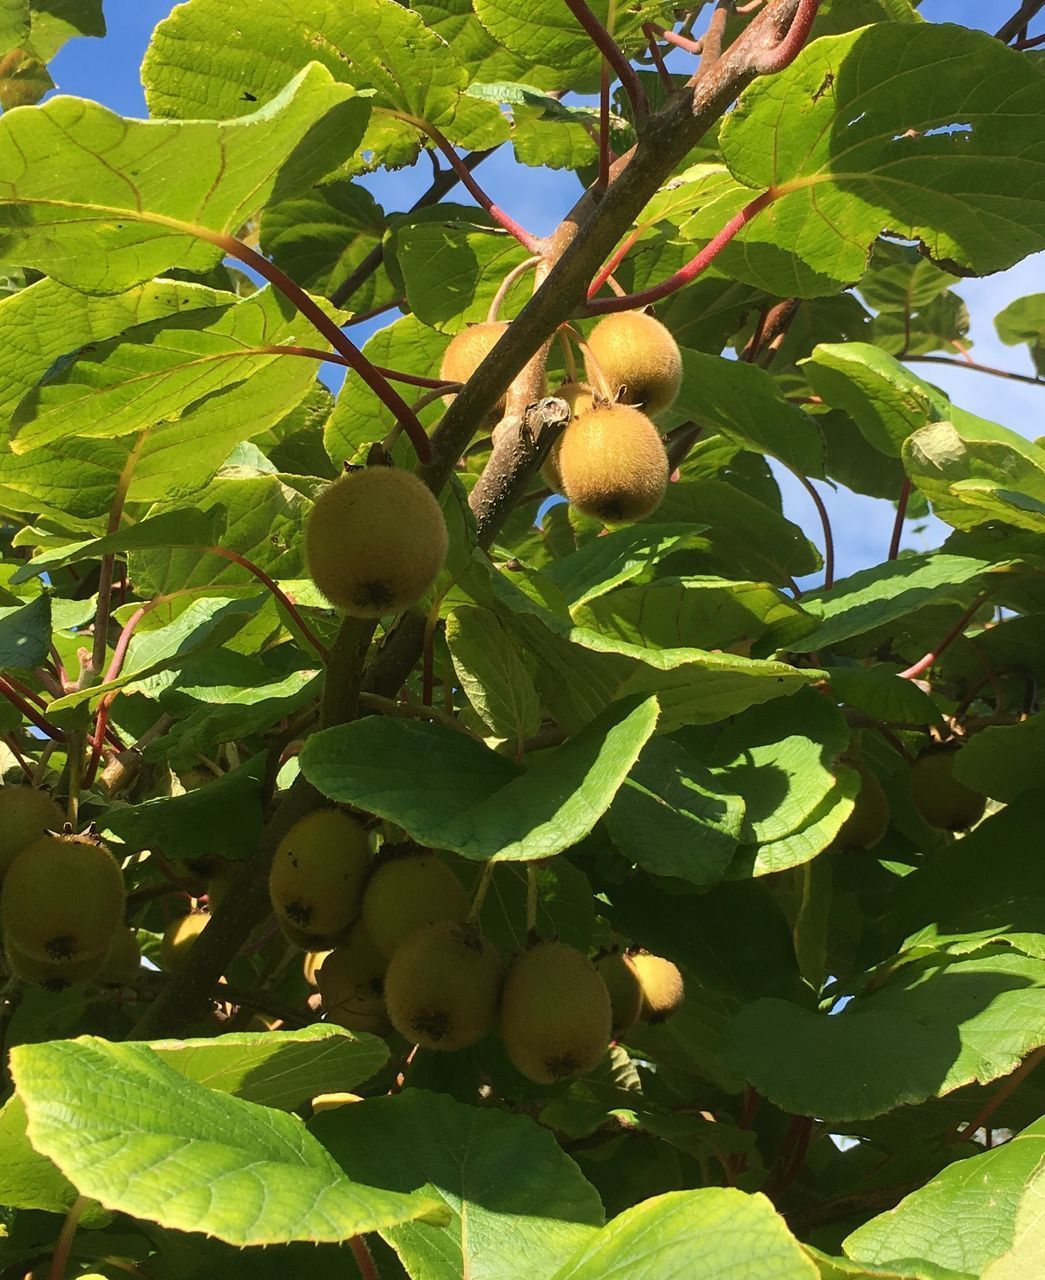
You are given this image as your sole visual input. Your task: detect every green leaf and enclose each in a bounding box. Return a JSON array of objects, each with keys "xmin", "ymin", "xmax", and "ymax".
[
  {"xmin": 24, "ymin": 0, "xmax": 104, "ymax": 63},
  {"xmin": 951, "ymin": 712, "xmax": 1045, "ymax": 803},
  {"xmin": 10, "ymin": 1037, "xmax": 443, "ymax": 1246},
  {"xmin": 0, "ymin": 0, "xmax": 29, "ymax": 50},
  {"xmin": 0, "ymin": 46, "xmax": 51, "ymax": 110},
  {"xmin": 844, "ymin": 1116, "xmax": 1045, "ymax": 1275},
  {"xmin": 787, "ymin": 553, "xmax": 996, "ymax": 652},
  {"xmin": 543, "ymin": 523, "xmax": 708, "ymax": 609},
  {"xmin": 827, "ymin": 665, "xmax": 943, "ymax": 726},
  {"xmin": 415, "ymin": 0, "xmax": 563, "ymax": 90},
  {"xmin": 676, "ymin": 349, "xmax": 825, "ymax": 477},
  {"xmin": 0, "ymin": 64, "xmax": 370, "ymax": 293},
  {"xmin": 859, "ymin": 240, "xmax": 960, "ymax": 316},
  {"xmin": 549, "ymin": 1188, "xmax": 818, "ymax": 1280},
  {"xmin": 0, "ymin": 591, "xmax": 48, "ymax": 667},
  {"xmin": 807, "ymin": 1246, "xmax": 973, "ymax": 1280},
  {"xmin": 0, "ymin": 1094, "xmax": 84, "ymax": 1219},
  {"xmin": 314, "ymin": 1089, "xmax": 605, "ymax": 1280},
  {"xmin": 716, "ymin": 25, "xmax": 1045, "ymax": 294},
  {"xmin": 301, "ymin": 695, "xmax": 659, "ymax": 862},
  {"xmin": 446, "ymin": 605, "xmax": 541, "ymax": 744},
  {"xmin": 606, "ymin": 736, "xmax": 744, "ymax": 887},
  {"xmin": 150, "ymin": 1026, "xmax": 388, "ymax": 1111},
  {"xmin": 995, "ymin": 293, "xmax": 1045, "ymax": 377},
  {"xmin": 983, "ymin": 1161, "xmax": 1045, "ymax": 1280}
]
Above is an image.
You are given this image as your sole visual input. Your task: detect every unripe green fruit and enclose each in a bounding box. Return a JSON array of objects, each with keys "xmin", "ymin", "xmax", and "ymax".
[
  {"xmin": 305, "ymin": 467, "xmax": 449, "ymax": 619},
  {"xmin": 910, "ymin": 746, "xmax": 986, "ymax": 832},
  {"xmin": 630, "ymin": 952, "xmax": 685, "ymax": 1023},
  {"xmin": 556, "ymin": 404, "xmax": 668, "ymax": 524},
  {"xmin": 542, "ymin": 382, "xmax": 595, "ymax": 492},
  {"xmin": 2, "ymin": 832, "xmax": 124, "ymax": 963},
  {"xmin": 5, "ymin": 939, "xmax": 105, "ymax": 989},
  {"xmin": 317, "ymin": 921, "xmax": 389, "ymax": 1034},
  {"xmin": 835, "ymin": 764, "xmax": 890, "ymax": 851},
  {"xmin": 0, "ymin": 787, "xmax": 64, "ymax": 881},
  {"xmin": 269, "ymin": 809, "xmax": 372, "ymax": 949},
  {"xmin": 586, "ymin": 311, "xmax": 682, "ymax": 416},
  {"xmin": 100, "ymin": 925, "xmax": 141, "ymax": 984},
  {"xmin": 161, "ymin": 911, "xmax": 210, "ymax": 971},
  {"xmin": 500, "ymin": 940, "xmax": 612, "ymax": 1085},
  {"xmin": 384, "ymin": 920, "xmax": 502, "ymax": 1050},
  {"xmin": 361, "ymin": 850, "xmax": 470, "ymax": 960},
  {"xmin": 439, "ymin": 322, "xmax": 509, "ymax": 424},
  {"xmin": 595, "ymin": 950, "xmax": 643, "ymax": 1037}
]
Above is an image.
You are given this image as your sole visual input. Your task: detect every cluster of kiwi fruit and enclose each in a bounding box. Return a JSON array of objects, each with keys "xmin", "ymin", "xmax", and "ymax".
[
  {"xmin": 269, "ymin": 810, "xmax": 684, "ymax": 1084},
  {"xmin": 0, "ymin": 786, "xmax": 138, "ymax": 989}
]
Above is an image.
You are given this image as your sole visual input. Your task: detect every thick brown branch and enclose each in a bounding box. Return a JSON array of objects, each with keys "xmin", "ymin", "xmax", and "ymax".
[{"xmin": 996, "ymin": 1, "xmax": 1045, "ymax": 42}]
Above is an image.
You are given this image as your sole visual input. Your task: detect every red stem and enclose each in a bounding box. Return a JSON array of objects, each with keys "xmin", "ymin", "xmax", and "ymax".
[
  {"xmin": 3, "ymin": 733, "xmax": 34, "ymax": 781},
  {"xmin": 1014, "ymin": 31, "xmax": 1045, "ymax": 48},
  {"xmin": 204, "ymin": 547, "xmax": 330, "ymax": 662},
  {"xmin": 0, "ymin": 676, "xmax": 67, "ymax": 741},
  {"xmin": 265, "ymin": 346, "xmax": 456, "ymax": 390},
  {"xmin": 587, "ymin": 188, "xmax": 776, "ymax": 313},
  {"xmin": 563, "ymin": 0, "xmax": 649, "ymax": 120},
  {"xmin": 757, "ymin": 0, "xmax": 822, "ymax": 72},
  {"xmin": 647, "ymin": 21, "xmax": 703, "ymax": 54},
  {"xmin": 598, "ymin": 60, "xmax": 611, "ymax": 189},
  {"xmin": 343, "ymin": 298, "xmax": 405, "ymax": 327},
  {"xmin": 588, "ymin": 227, "xmax": 643, "ymax": 299},
  {"xmin": 793, "ymin": 472, "xmax": 834, "ymax": 589},
  {"xmin": 888, "ymin": 478, "xmax": 911, "ymax": 561},
  {"xmin": 83, "ymin": 695, "xmax": 114, "ymax": 790},
  {"xmin": 643, "ymin": 25, "xmax": 675, "ymax": 91},
  {"xmin": 349, "ymin": 1235, "xmax": 379, "ymax": 1280},
  {"xmin": 898, "ymin": 592, "xmax": 992, "ymax": 681},
  {"xmin": 103, "ymin": 603, "xmax": 158, "ymax": 686},
  {"xmin": 904, "ymin": 354, "xmax": 1043, "ymax": 387}
]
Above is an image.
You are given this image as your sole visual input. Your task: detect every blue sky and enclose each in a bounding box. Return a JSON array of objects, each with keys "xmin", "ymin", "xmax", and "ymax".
[{"xmin": 47, "ymin": 1, "xmax": 1043, "ymax": 585}]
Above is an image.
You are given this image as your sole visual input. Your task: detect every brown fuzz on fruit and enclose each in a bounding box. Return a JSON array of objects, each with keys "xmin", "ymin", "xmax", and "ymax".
[
  {"xmin": 4, "ymin": 939, "xmax": 106, "ymax": 989},
  {"xmin": 585, "ymin": 311, "xmax": 682, "ymax": 416},
  {"xmin": 305, "ymin": 467, "xmax": 449, "ymax": 618},
  {"xmin": 0, "ymin": 786, "xmax": 64, "ymax": 881},
  {"xmin": 361, "ymin": 849, "xmax": 471, "ymax": 960},
  {"xmin": 595, "ymin": 949, "xmax": 644, "ymax": 1037},
  {"xmin": 269, "ymin": 809, "xmax": 372, "ymax": 949},
  {"xmin": 910, "ymin": 745, "xmax": 986, "ymax": 832},
  {"xmin": 317, "ymin": 920, "xmax": 390, "ymax": 1034},
  {"xmin": 384, "ymin": 919, "xmax": 502, "ymax": 1051},
  {"xmin": 1, "ymin": 832, "xmax": 125, "ymax": 964},
  {"xmin": 161, "ymin": 911, "xmax": 210, "ymax": 971},
  {"xmin": 555, "ymin": 404, "xmax": 669, "ymax": 523},
  {"xmin": 541, "ymin": 382, "xmax": 596, "ymax": 493},
  {"xmin": 835, "ymin": 764, "xmax": 890, "ymax": 851},
  {"xmin": 439, "ymin": 321, "xmax": 509, "ymax": 424},
  {"xmin": 500, "ymin": 940, "xmax": 612, "ymax": 1084},
  {"xmin": 100, "ymin": 925, "xmax": 142, "ymax": 984},
  {"xmin": 630, "ymin": 952, "xmax": 685, "ymax": 1024}
]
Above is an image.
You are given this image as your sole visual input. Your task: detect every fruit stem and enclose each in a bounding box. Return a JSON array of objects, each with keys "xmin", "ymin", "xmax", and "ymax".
[
  {"xmin": 562, "ymin": 324, "xmax": 616, "ymax": 401},
  {"xmin": 47, "ymin": 1194, "xmax": 89, "ymax": 1280},
  {"xmin": 888, "ymin": 478, "xmax": 912, "ymax": 561},
  {"xmin": 203, "ymin": 547, "xmax": 330, "ymax": 661},
  {"xmin": 898, "ymin": 591, "xmax": 994, "ymax": 681},
  {"xmin": 563, "ymin": 0, "xmax": 649, "ymax": 120},
  {"xmin": 557, "ymin": 328, "xmax": 579, "ymax": 383},
  {"xmin": 586, "ymin": 188, "xmax": 778, "ymax": 314},
  {"xmin": 487, "ymin": 255, "xmax": 541, "ymax": 323},
  {"xmin": 349, "ymin": 1235, "xmax": 380, "ymax": 1280},
  {"xmin": 467, "ymin": 861, "xmax": 496, "ymax": 923},
  {"xmin": 525, "ymin": 865, "xmax": 539, "ymax": 940}
]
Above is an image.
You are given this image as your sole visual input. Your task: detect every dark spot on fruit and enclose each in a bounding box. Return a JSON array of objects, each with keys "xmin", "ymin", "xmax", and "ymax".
[
  {"xmin": 284, "ymin": 900, "xmax": 312, "ymax": 927},
  {"xmin": 412, "ymin": 1009, "xmax": 451, "ymax": 1041},
  {"xmin": 547, "ymin": 1052, "xmax": 581, "ymax": 1080},
  {"xmin": 45, "ymin": 935, "xmax": 77, "ymax": 961},
  {"xmin": 353, "ymin": 581, "xmax": 395, "ymax": 611}
]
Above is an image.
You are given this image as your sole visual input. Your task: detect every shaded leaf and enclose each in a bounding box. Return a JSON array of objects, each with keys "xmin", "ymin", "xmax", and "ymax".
[{"xmin": 446, "ymin": 605, "xmax": 541, "ymax": 744}]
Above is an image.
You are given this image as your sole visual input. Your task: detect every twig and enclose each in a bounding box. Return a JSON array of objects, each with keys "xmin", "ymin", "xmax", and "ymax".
[
  {"xmin": 349, "ymin": 1236, "xmax": 380, "ymax": 1280},
  {"xmin": 487, "ymin": 256, "xmax": 541, "ymax": 323},
  {"xmin": 3, "ymin": 733, "xmax": 34, "ymax": 781},
  {"xmin": 342, "ymin": 298, "xmax": 404, "ymax": 327},
  {"xmin": 898, "ymin": 592, "xmax": 993, "ymax": 681},
  {"xmin": 643, "ymin": 26, "xmax": 675, "ymax": 92},
  {"xmin": 563, "ymin": 0, "xmax": 649, "ymax": 119},
  {"xmin": 598, "ymin": 58, "xmax": 612, "ymax": 188},
  {"xmin": 903, "ymin": 354, "xmax": 1042, "ymax": 387},
  {"xmin": 1014, "ymin": 30, "xmax": 1045, "ymax": 48},
  {"xmin": 947, "ymin": 1046, "xmax": 1045, "ymax": 1143},
  {"xmin": 48, "ymin": 1195, "xmax": 89, "ymax": 1280},
  {"xmin": 646, "ymin": 22, "xmax": 703, "ymax": 54},
  {"xmin": 791, "ymin": 472, "xmax": 834, "ymax": 589},
  {"xmin": 694, "ymin": 2, "xmax": 731, "ymax": 80},
  {"xmin": 996, "ymin": 1, "xmax": 1045, "ymax": 41},
  {"xmin": 0, "ymin": 676, "xmax": 67, "ymax": 741},
  {"xmin": 588, "ymin": 227, "xmax": 643, "ymax": 299},
  {"xmin": 204, "ymin": 546, "xmax": 329, "ymax": 661},
  {"xmin": 888, "ymin": 478, "xmax": 911, "ymax": 561},
  {"xmin": 358, "ymin": 691, "xmax": 473, "ymax": 735}
]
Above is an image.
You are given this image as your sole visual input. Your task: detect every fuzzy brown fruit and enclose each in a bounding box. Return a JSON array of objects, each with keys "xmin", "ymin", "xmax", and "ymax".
[
  {"xmin": 500, "ymin": 940, "xmax": 612, "ymax": 1084},
  {"xmin": 439, "ymin": 321, "xmax": 509, "ymax": 424},
  {"xmin": 305, "ymin": 467, "xmax": 449, "ymax": 619},
  {"xmin": 586, "ymin": 311, "xmax": 682, "ymax": 416},
  {"xmin": 0, "ymin": 787, "xmax": 64, "ymax": 881},
  {"xmin": 595, "ymin": 950, "xmax": 643, "ymax": 1037},
  {"xmin": 541, "ymin": 382, "xmax": 595, "ymax": 493},
  {"xmin": 4, "ymin": 940, "xmax": 105, "ymax": 989},
  {"xmin": 910, "ymin": 746, "xmax": 986, "ymax": 832},
  {"xmin": 384, "ymin": 919, "xmax": 502, "ymax": 1051},
  {"xmin": 835, "ymin": 764, "xmax": 890, "ymax": 851},
  {"xmin": 630, "ymin": 952, "xmax": 685, "ymax": 1023},
  {"xmin": 161, "ymin": 911, "xmax": 210, "ymax": 971},
  {"xmin": 2, "ymin": 832, "xmax": 125, "ymax": 963},
  {"xmin": 555, "ymin": 404, "xmax": 668, "ymax": 523},
  {"xmin": 100, "ymin": 925, "xmax": 142, "ymax": 984},
  {"xmin": 361, "ymin": 849, "xmax": 470, "ymax": 960},
  {"xmin": 317, "ymin": 921, "xmax": 389, "ymax": 1034},
  {"xmin": 269, "ymin": 809, "xmax": 371, "ymax": 949}
]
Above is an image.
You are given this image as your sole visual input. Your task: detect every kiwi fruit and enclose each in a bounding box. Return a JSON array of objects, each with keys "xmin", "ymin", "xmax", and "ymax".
[
  {"xmin": 361, "ymin": 849, "xmax": 470, "ymax": 960},
  {"xmin": 630, "ymin": 952, "xmax": 685, "ymax": 1023},
  {"xmin": 4, "ymin": 939, "xmax": 105, "ymax": 989},
  {"xmin": 439, "ymin": 321, "xmax": 509, "ymax": 424},
  {"xmin": 268, "ymin": 809, "xmax": 372, "ymax": 949},
  {"xmin": 595, "ymin": 949, "xmax": 644, "ymax": 1037},
  {"xmin": 100, "ymin": 925, "xmax": 142, "ymax": 984},
  {"xmin": 541, "ymin": 382, "xmax": 595, "ymax": 492},
  {"xmin": 2, "ymin": 832, "xmax": 125, "ymax": 963},
  {"xmin": 500, "ymin": 940, "xmax": 612, "ymax": 1084},
  {"xmin": 161, "ymin": 911, "xmax": 210, "ymax": 971},
  {"xmin": 317, "ymin": 921, "xmax": 389, "ymax": 1034},
  {"xmin": 0, "ymin": 787, "xmax": 64, "ymax": 881},
  {"xmin": 305, "ymin": 467, "xmax": 449, "ymax": 619},
  {"xmin": 303, "ymin": 948, "xmax": 331, "ymax": 988},
  {"xmin": 586, "ymin": 311, "xmax": 682, "ymax": 416},
  {"xmin": 555, "ymin": 403, "xmax": 669, "ymax": 523},
  {"xmin": 835, "ymin": 763, "xmax": 890, "ymax": 851},
  {"xmin": 384, "ymin": 919, "xmax": 502, "ymax": 1050},
  {"xmin": 910, "ymin": 745, "xmax": 986, "ymax": 832}
]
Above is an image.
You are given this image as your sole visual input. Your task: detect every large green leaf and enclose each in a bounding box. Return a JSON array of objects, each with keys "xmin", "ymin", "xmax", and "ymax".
[
  {"xmin": 951, "ymin": 713, "xmax": 1045, "ymax": 803},
  {"xmin": 549, "ymin": 1188, "xmax": 818, "ymax": 1280},
  {"xmin": 314, "ymin": 1089, "xmax": 604, "ymax": 1280},
  {"xmin": 0, "ymin": 1094, "xmax": 85, "ymax": 1219},
  {"xmin": 844, "ymin": 1117, "xmax": 1045, "ymax": 1274},
  {"xmin": 10, "ymin": 1038, "xmax": 444, "ymax": 1246},
  {"xmin": 995, "ymin": 293, "xmax": 1045, "ymax": 378},
  {"xmin": 543, "ymin": 524, "xmax": 708, "ymax": 609},
  {"xmin": 446, "ymin": 605, "xmax": 541, "ymax": 745},
  {"xmin": 983, "ymin": 1162, "xmax": 1045, "ymax": 1280},
  {"xmin": 0, "ymin": 0, "xmax": 28, "ymax": 50},
  {"xmin": 0, "ymin": 64, "xmax": 369, "ymax": 293},
  {"xmin": 300, "ymin": 695, "xmax": 658, "ymax": 862},
  {"xmin": 712, "ymin": 25, "xmax": 1045, "ymax": 294},
  {"xmin": 0, "ymin": 591, "xmax": 48, "ymax": 667}
]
